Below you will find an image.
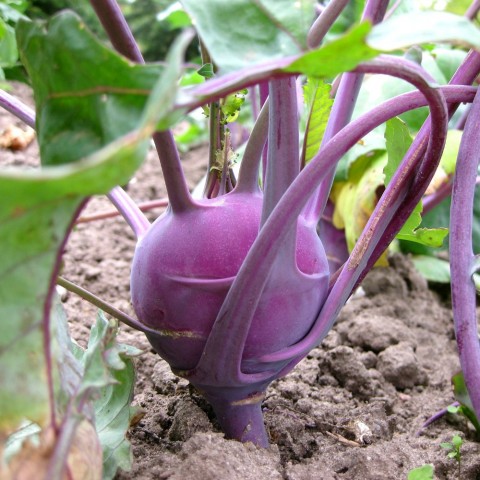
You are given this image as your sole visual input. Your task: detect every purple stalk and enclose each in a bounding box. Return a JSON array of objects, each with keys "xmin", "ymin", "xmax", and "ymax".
[
  {"xmin": 307, "ymin": 0, "xmax": 350, "ymax": 49},
  {"xmin": 192, "ymin": 58, "xmax": 450, "ymax": 384},
  {"xmin": 261, "ymin": 77, "xmax": 299, "ymax": 225},
  {"xmin": 234, "ymin": 101, "xmax": 269, "ymax": 194},
  {"xmin": 258, "ymin": 87, "xmax": 480, "ymax": 368},
  {"xmin": 89, "ymin": 0, "xmax": 193, "ymax": 213},
  {"xmin": 0, "ymin": 89, "xmax": 35, "ymax": 127},
  {"xmin": 259, "ymin": 82, "xmax": 270, "ymax": 182},
  {"xmin": 107, "ymin": 186, "xmax": 150, "ymax": 238},
  {"xmin": 450, "ymin": 86, "xmax": 480, "ymax": 422},
  {"xmin": 303, "ymin": 0, "xmax": 389, "ymax": 224},
  {"xmin": 466, "ymin": 0, "xmax": 480, "ymax": 19},
  {"xmin": 416, "ymin": 402, "xmax": 460, "ymax": 436},
  {"xmin": 267, "ymin": 87, "xmax": 477, "ymax": 373},
  {"xmin": 423, "ymin": 175, "xmax": 480, "ymax": 213},
  {"xmin": 357, "ymin": 50, "xmax": 480, "ymax": 280},
  {"xmin": 56, "ymin": 276, "xmax": 161, "ymax": 336}
]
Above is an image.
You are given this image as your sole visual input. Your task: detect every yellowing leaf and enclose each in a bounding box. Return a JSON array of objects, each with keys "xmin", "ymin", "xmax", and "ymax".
[{"xmin": 5, "ymin": 421, "xmax": 102, "ymax": 480}]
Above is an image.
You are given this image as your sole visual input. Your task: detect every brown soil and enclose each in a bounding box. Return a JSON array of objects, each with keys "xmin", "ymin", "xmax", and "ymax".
[{"xmin": 2, "ymin": 82, "xmax": 480, "ymax": 480}]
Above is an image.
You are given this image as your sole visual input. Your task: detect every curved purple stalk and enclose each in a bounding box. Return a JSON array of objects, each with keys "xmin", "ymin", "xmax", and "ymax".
[
  {"xmin": 192, "ymin": 57, "xmax": 449, "ymax": 385},
  {"xmin": 260, "ymin": 86, "xmax": 478, "ymax": 368},
  {"xmin": 0, "ymin": 89, "xmax": 35, "ymax": 127},
  {"xmin": 261, "ymin": 77, "xmax": 299, "ymax": 225},
  {"xmin": 234, "ymin": 101, "xmax": 269, "ymax": 194},
  {"xmin": 90, "ymin": 0, "xmax": 193, "ymax": 213},
  {"xmin": 450, "ymin": 87, "xmax": 480, "ymax": 423},
  {"xmin": 307, "ymin": 0, "xmax": 350, "ymax": 49},
  {"xmin": 356, "ymin": 50, "xmax": 480, "ymax": 281},
  {"xmin": 107, "ymin": 186, "xmax": 150, "ymax": 238},
  {"xmin": 302, "ymin": 0, "xmax": 389, "ymax": 224},
  {"xmin": 423, "ymin": 175, "xmax": 480, "ymax": 214},
  {"xmin": 416, "ymin": 402, "xmax": 459, "ymax": 437},
  {"xmin": 269, "ymin": 90, "xmax": 479, "ymax": 373}
]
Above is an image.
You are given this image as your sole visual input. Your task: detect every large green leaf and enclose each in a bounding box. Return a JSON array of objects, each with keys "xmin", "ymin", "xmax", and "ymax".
[
  {"xmin": 368, "ymin": 11, "xmax": 480, "ymax": 52},
  {"xmin": 0, "ymin": 18, "xmax": 17, "ymax": 67},
  {"xmin": 180, "ymin": 0, "xmax": 316, "ymax": 73},
  {"xmin": 16, "ymin": 11, "xmax": 164, "ymax": 166},
  {"xmin": 0, "ymin": 15, "xmax": 188, "ymax": 436}
]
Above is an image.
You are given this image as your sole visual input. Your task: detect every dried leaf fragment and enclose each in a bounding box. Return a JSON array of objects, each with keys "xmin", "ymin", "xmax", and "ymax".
[{"xmin": 0, "ymin": 125, "xmax": 35, "ymax": 151}]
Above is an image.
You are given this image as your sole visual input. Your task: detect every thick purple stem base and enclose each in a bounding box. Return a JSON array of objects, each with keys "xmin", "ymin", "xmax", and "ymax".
[{"xmin": 201, "ymin": 386, "xmax": 269, "ymax": 447}]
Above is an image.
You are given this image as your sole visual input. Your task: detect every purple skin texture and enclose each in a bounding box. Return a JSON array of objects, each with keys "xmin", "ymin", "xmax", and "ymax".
[{"xmin": 450, "ymin": 87, "xmax": 480, "ymax": 422}]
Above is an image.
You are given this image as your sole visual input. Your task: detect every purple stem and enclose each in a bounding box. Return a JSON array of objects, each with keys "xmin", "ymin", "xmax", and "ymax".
[
  {"xmin": 357, "ymin": 51, "xmax": 480, "ymax": 281},
  {"xmin": 259, "ymin": 82, "xmax": 270, "ymax": 182},
  {"xmin": 107, "ymin": 186, "xmax": 150, "ymax": 238},
  {"xmin": 466, "ymin": 0, "xmax": 480, "ymax": 19},
  {"xmin": 89, "ymin": 0, "xmax": 193, "ymax": 213},
  {"xmin": 258, "ymin": 86, "xmax": 478, "ymax": 369},
  {"xmin": 455, "ymin": 104, "xmax": 471, "ymax": 130},
  {"xmin": 193, "ymin": 58, "xmax": 451, "ymax": 385},
  {"xmin": 0, "ymin": 89, "xmax": 35, "ymax": 127},
  {"xmin": 235, "ymin": 101, "xmax": 269, "ymax": 194},
  {"xmin": 261, "ymin": 77, "xmax": 299, "ymax": 225},
  {"xmin": 57, "ymin": 276, "xmax": 161, "ymax": 336},
  {"xmin": 416, "ymin": 402, "xmax": 460, "ymax": 436},
  {"xmin": 423, "ymin": 175, "xmax": 480, "ymax": 213},
  {"xmin": 201, "ymin": 386, "xmax": 270, "ymax": 447},
  {"xmin": 303, "ymin": 0, "xmax": 389, "ymax": 224},
  {"xmin": 450, "ymin": 86, "xmax": 480, "ymax": 423},
  {"xmin": 307, "ymin": 0, "xmax": 350, "ymax": 49}
]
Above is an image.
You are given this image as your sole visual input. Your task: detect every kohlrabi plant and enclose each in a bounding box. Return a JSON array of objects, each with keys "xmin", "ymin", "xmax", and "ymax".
[{"xmin": 2, "ymin": 0, "xmax": 480, "ymax": 477}]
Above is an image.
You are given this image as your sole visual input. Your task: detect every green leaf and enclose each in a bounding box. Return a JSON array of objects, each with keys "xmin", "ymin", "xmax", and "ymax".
[
  {"xmin": 452, "ymin": 372, "xmax": 480, "ymax": 433},
  {"xmin": 285, "ymin": 22, "xmax": 380, "ymax": 78},
  {"xmin": 396, "ymin": 228, "xmax": 448, "ymax": 247},
  {"xmin": 385, "ymin": 118, "xmax": 448, "ymax": 248},
  {"xmin": 0, "ymin": 17, "xmax": 17, "ymax": 67},
  {"xmin": 451, "ymin": 435, "xmax": 462, "ymax": 448},
  {"xmin": 16, "ymin": 12, "xmax": 164, "ymax": 166},
  {"xmin": 73, "ymin": 314, "xmax": 141, "ymax": 479},
  {"xmin": 95, "ymin": 357, "xmax": 138, "ymax": 480},
  {"xmin": 411, "ymin": 256, "xmax": 451, "ymax": 283},
  {"xmin": 302, "ymin": 78, "xmax": 333, "ymax": 164},
  {"xmin": 197, "ymin": 63, "xmax": 214, "ymax": 79},
  {"xmin": 440, "ymin": 129, "xmax": 462, "ymax": 175},
  {"xmin": 368, "ymin": 12, "xmax": 480, "ymax": 52},
  {"xmin": 0, "ymin": 20, "xmax": 188, "ymax": 436},
  {"xmin": 331, "ymin": 153, "xmax": 387, "ymax": 259},
  {"xmin": 407, "ymin": 464, "xmax": 434, "ymax": 480},
  {"xmin": 181, "ymin": 0, "xmax": 316, "ymax": 73}
]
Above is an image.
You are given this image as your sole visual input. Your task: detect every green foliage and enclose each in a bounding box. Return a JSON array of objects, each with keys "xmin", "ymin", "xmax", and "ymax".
[
  {"xmin": 450, "ymin": 372, "xmax": 480, "ymax": 433},
  {"xmin": 384, "ymin": 118, "xmax": 448, "ymax": 248},
  {"xmin": 368, "ymin": 12, "xmax": 480, "ymax": 52},
  {"xmin": 0, "ymin": 18, "xmax": 189, "ymax": 474},
  {"xmin": 72, "ymin": 313, "xmax": 141, "ymax": 479},
  {"xmin": 181, "ymin": 0, "xmax": 316, "ymax": 73},
  {"xmin": 407, "ymin": 464, "xmax": 434, "ymax": 480},
  {"xmin": 441, "ymin": 434, "xmax": 463, "ymax": 462},
  {"xmin": 302, "ymin": 78, "xmax": 333, "ymax": 165},
  {"xmin": 16, "ymin": 12, "xmax": 164, "ymax": 166},
  {"xmin": 286, "ymin": 22, "xmax": 379, "ymax": 78}
]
